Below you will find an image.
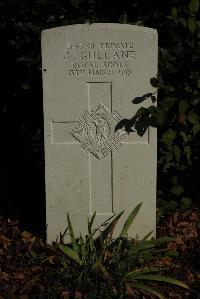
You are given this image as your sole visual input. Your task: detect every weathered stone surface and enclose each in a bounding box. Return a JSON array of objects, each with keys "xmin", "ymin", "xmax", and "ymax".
[{"xmin": 41, "ymin": 24, "xmax": 158, "ymax": 243}]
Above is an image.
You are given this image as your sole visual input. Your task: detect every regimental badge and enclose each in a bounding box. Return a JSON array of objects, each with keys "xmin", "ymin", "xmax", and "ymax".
[{"xmin": 71, "ymin": 103, "xmax": 126, "ymax": 159}]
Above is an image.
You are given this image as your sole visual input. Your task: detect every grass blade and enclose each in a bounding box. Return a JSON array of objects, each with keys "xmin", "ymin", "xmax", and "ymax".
[
  {"xmin": 89, "ymin": 234, "xmax": 96, "ymax": 253},
  {"xmin": 101, "ymin": 210, "xmax": 124, "ymax": 243},
  {"xmin": 88, "ymin": 212, "xmax": 96, "ymax": 234},
  {"xmin": 79, "ymin": 234, "xmax": 87, "ymax": 263},
  {"xmin": 93, "ymin": 261, "xmax": 109, "ymax": 278},
  {"xmin": 92, "ymin": 213, "xmax": 116, "ymax": 236},
  {"xmin": 59, "ymin": 244, "xmax": 82, "ymax": 266},
  {"xmin": 67, "ymin": 213, "xmax": 78, "ymax": 254},
  {"xmin": 130, "ymin": 282, "xmax": 166, "ymax": 299},
  {"xmin": 132, "ymin": 274, "xmax": 188, "ymax": 288},
  {"xmin": 140, "ymin": 230, "xmax": 154, "ymax": 242},
  {"xmin": 146, "ymin": 237, "xmax": 175, "ymax": 245},
  {"xmin": 119, "ymin": 203, "xmax": 143, "ymax": 238},
  {"xmin": 126, "ymin": 267, "xmax": 161, "ymax": 278}
]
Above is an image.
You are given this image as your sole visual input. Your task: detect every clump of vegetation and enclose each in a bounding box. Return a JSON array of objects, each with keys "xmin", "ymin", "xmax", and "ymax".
[
  {"xmin": 1, "ymin": 204, "xmax": 191, "ymax": 298},
  {"xmin": 115, "ymin": 0, "xmax": 200, "ymax": 213},
  {"xmin": 58, "ymin": 203, "xmax": 188, "ymax": 298}
]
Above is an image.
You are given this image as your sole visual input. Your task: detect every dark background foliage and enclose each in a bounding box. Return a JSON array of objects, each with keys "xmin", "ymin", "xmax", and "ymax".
[{"xmin": 1, "ymin": 0, "xmax": 200, "ymax": 235}]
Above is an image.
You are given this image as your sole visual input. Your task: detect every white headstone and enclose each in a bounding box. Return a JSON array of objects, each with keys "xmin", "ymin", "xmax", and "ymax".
[{"xmin": 41, "ymin": 24, "xmax": 158, "ymax": 243}]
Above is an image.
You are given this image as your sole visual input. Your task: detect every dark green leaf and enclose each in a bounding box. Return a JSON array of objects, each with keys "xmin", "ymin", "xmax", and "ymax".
[
  {"xmin": 59, "ymin": 244, "xmax": 82, "ymax": 265},
  {"xmin": 180, "ymin": 131, "xmax": 188, "ymax": 143},
  {"xmin": 171, "ymin": 7, "xmax": 178, "ymax": 18},
  {"xmin": 132, "ymin": 96, "xmax": 144, "ymax": 104},
  {"xmin": 184, "ymin": 145, "xmax": 192, "ymax": 164},
  {"xmin": 96, "ymin": 211, "xmax": 124, "ymax": 244},
  {"xmin": 151, "ymin": 95, "xmax": 157, "ymax": 103},
  {"xmin": 179, "ymin": 100, "xmax": 189, "ymax": 113},
  {"xmin": 170, "ymin": 186, "xmax": 184, "ymax": 196},
  {"xmin": 192, "ymin": 122, "xmax": 200, "ymax": 134},
  {"xmin": 150, "ymin": 77, "xmax": 159, "ymax": 87},
  {"xmin": 132, "ymin": 93, "xmax": 153, "ymax": 104},
  {"xmin": 67, "ymin": 213, "xmax": 79, "ymax": 254},
  {"xmin": 173, "ymin": 145, "xmax": 181, "ymax": 162},
  {"xmin": 126, "ymin": 267, "xmax": 160, "ymax": 278},
  {"xmin": 132, "ymin": 274, "xmax": 188, "ymax": 289},
  {"xmin": 188, "ymin": 17, "xmax": 197, "ymax": 32},
  {"xmin": 161, "ymin": 129, "xmax": 176, "ymax": 145},
  {"xmin": 119, "ymin": 202, "xmax": 142, "ymax": 238},
  {"xmin": 163, "ymin": 97, "xmax": 177, "ymax": 109},
  {"xmin": 180, "ymin": 197, "xmax": 192, "ymax": 211},
  {"xmin": 88, "ymin": 212, "xmax": 96, "ymax": 234},
  {"xmin": 130, "ymin": 282, "xmax": 166, "ymax": 299},
  {"xmin": 189, "ymin": 0, "xmax": 199, "ymax": 13},
  {"xmin": 188, "ymin": 112, "xmax": 199, "ymax": 124},
  {"xmin": 145, "ymin": 236, "xmax": 175, "ymax": 245}
]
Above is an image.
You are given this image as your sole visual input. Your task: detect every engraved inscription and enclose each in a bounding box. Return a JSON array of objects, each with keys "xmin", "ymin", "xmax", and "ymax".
[
  {"xmin": 64, "ymin": 41, "xmax": 136, "ymax": 77},
  {"xmin": 71, "ymin": 103, "xmax": 127, "ymax": 159}
]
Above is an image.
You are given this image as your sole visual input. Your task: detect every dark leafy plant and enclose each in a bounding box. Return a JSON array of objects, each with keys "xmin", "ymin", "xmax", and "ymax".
[
  {"xmin": 115, "ymin": 78, "xmax": 163, "ymax": 137},
  {"xmin": 59, "ymin": 203, "xmax": 188, "ymax": 298},
  {"xmin": 113, "ymin": 0, "xmax": 200, "ymax": 213}
]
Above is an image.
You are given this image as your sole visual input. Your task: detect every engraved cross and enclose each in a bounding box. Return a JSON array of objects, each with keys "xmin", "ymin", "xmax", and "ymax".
[{"xmin": 51, "ymin": 82, "xmax": 148, "ymax": 218}]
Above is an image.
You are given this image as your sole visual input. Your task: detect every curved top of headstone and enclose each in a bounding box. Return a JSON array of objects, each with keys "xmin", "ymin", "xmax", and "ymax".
[{"xmin": 42, "ymin": 23, "xmax": 157, "ymax": 35}]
